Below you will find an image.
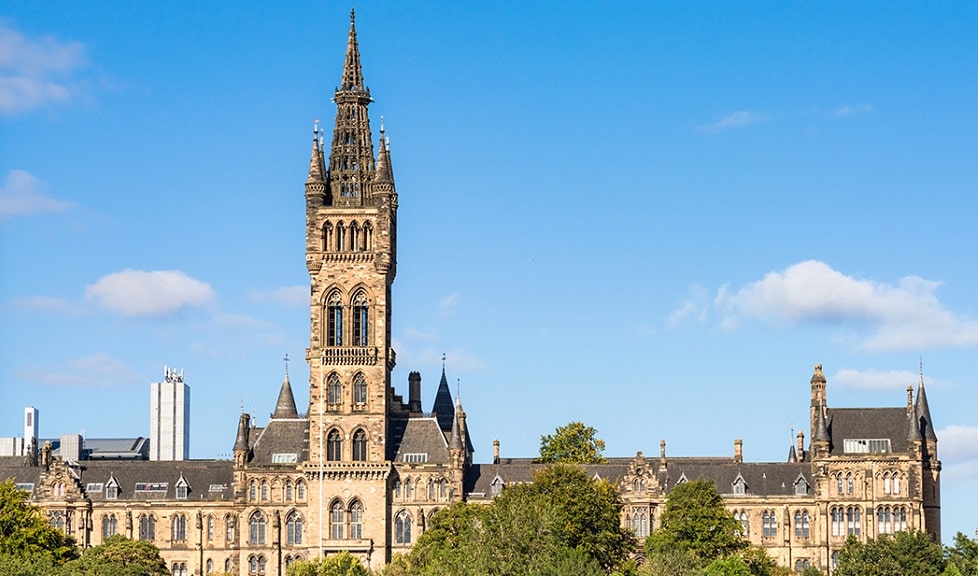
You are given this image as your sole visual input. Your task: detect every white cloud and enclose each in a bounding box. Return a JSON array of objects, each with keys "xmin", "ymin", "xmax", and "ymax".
[
  {"xmin": 830, "ymin": 104, "xmax": 874, "ymax": 117},
  {"xmin": 16, "ymin": 353, "xmax": 137, "ymax": 387},
  {"xmin": 0, "ymin": 170, "xmax": 73, "ymax": 217},
  {"xmin": 439, "ymin": 292, "xmax": 461, "ymax": 318},
  {"xmin": 249, "ymin": 285, "xmax": 307, "ymax": 307},
  {"xmin": 831, "ymin": 368, "xmax": 920, "ymax": 391},
  {"xmin": 937, "ymin": 425, "xmax": 978, "ymax": 478},
  {"xmin": 667, "ymin": 283, "xmax": 710, "ymax": 328},
  {"xmin": 86, "ymin": 269, "xmax": 214, "ymax": 317},
  {"xmin": 697, "ymin": 110, "xmax": 767, "ymax": 133},
  {"xmin": 0, "ymin": 22, "xmax": 89, "ymax": 115},
  {"xmin": 673, "ymin": 260, "xmax": 978, "ymax": 351}
]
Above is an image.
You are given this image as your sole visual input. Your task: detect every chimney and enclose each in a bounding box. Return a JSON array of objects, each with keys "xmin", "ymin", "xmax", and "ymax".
[
  {"xmin": 408, "ymin": 371, "xmax": 422, "ymax": 413},
  {"xmin": 734, "ymin": 438, "xmax": 743, "ymax": 463},
  {"xmin": 492, "ymin": 439, "xmax": 500, "ymax": 464},
  {"xmin": 796, "ymin": 430, "xmax": 805, "ymax": 462},
  {"xmin": 659, "ymin": 439, "xmax": 667, "ymax": 468}
]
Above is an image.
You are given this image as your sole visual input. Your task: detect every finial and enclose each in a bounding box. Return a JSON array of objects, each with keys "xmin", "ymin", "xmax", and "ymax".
[
  {"xmin": 456, "ymin": 378, "xmax": 461, "ymax": 401},
  {"xmin": 350, "ymin": 8, "xmax": 356, "ymax": 23},
  {"xmin": 314, "ymin": 119, "xmax": 319, "ymax": 136},
  {"xmin": 239, "ymin": 397, "xmax": 244, "ymax": 414},
  {"xmin": 380, "ymin": 115, "xmax": 385, "ymax": 135},
  {"xmin": 283, "ymin": 353, "xmax": 290, "ymax": 376},
  {"xmin": 442, "ymin": 353, "xmax": 446, "ymax": 370},
  {"xmin": 919, "ymin": 356, "xmax": 925, "ymax": 385}
]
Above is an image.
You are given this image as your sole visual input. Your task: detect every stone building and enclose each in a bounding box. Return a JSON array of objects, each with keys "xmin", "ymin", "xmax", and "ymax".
[{"xmin": 0, "ymin": 10, "xmax": 939, "ymax": 576}]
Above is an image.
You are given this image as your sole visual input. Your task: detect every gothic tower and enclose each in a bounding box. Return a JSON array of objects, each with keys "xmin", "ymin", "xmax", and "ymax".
[{"xmin": 303, "ymin": 10, "xmax": 398, "ymax": 562}]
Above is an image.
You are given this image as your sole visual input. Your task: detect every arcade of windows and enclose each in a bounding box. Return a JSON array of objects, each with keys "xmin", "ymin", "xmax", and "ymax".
[
  {"xmin": 325, "ymin": 427, "xmax": 369, "ymax": 461},
  {"xmin": 325, "ymin": 290, "xmax": 370, "ymax": 348},
  {"xmin": 392, "ymin": 477, "xmax": 450, "ymax": 502},
  {"xmin": 627, "ymin": 508, "xmax": 650, "ymax": 538},
  {"xmin": 793, "ymin": 510, "xmax": 810, "ymax": 538},
  {"xmin": 325, "ymin": 372, "xmax": 369, "ymax": 409},
  {"xmin": 321, "ymin": 220, "xmax": 374, "ymax": 253},
  {"xmin": 327, "ymin": 499, "xmax": 364, "ymax": 540},
  {"xmin": 248, "ymin": 478, "xmax": 306, "ymax": 503},
  {"xmin": 830, "ymin": 506, "xmax": 862, "ymax": 537}
]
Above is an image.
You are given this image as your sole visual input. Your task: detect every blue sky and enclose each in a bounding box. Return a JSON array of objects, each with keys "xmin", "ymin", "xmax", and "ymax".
[{"xmin": 1, "ymin": 2, "xmax": 977, "ymax": 541}]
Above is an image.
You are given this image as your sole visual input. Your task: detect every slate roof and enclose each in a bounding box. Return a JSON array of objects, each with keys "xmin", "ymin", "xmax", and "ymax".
[
  {"xmin": 431, "ymin": 368, "xmax": 455, "ymax": 432},
  {"xmin": 826, "ymin": 407, "xmax": 909, "ymax": 455},
  {"xmin": 389, "ymin": 417, "xmax": 450, "ymax": 464},
  {"xmin": 249, "ymin": 419, "xmax": 309, "ymax": 465},
  {"xmin": 0, "ymin": 456, "xmax": 42, "ymax": 486}
]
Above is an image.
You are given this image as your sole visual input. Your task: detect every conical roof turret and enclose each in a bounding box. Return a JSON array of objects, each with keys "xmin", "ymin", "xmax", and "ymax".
[
  {"xmin": 915, "ymin": 372, "xmax": 938, "ymax": 441},
  {"xmin": 431, "ymin": 363, "xmax": 455, "ymax": 432},
  {"xmin": 374, "ymin": 127, "xmax": 394, "ymax": 185},
  {"xmin": 234, "ymin": 413, "xmax": 251, "ymax": 452},
  {"xmin": 814, "ymin": 404, "xmax": 830, "ymax": 443},
  {"xmin": 907, "ymin": 401, "xmax": 923, "ymax": 443},
  {"xmin": 273, "ymin": 370, "xmax": 299, "ymax": 419},
  {"xmin": 306, "ymin": 123, "xmax": 326, "ymax": 184},
  {"xmin": 448, "ymin": 398, "xmax": 463, "ymax": 451}
]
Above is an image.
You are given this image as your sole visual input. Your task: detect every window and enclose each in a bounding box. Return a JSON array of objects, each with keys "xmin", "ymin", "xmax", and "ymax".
[
  {"xmin": 846, "ymin": 506, "xmax": 861, "ymax": 536},
  {"xmin": 249, "ymin": 511, "xmax": 266, "ymax": 545},
  {"xmin": 831, "ymin": 507, "xmax": 844, "ymax": 537},
  {"xmin": 260, "ymin": 480, "xmax": 268, "ymax": 501},
  {"xmin": 832, "ymin": 551, "xmax": 840, "ymax": 569},
  {"xmin": 207, "ymin": 515, "xmax": 214, "ymax": 542},
  {"xmin": 731, "ymin": 477, "xmax": 747, "ymax": 495},
  {"xmin": 175, "ymin": 477, "xmax": 189, "ymax": 499},
  {"xmin": 248, "ymin": 554, "xmax": 266, "ymax": 576},
  {"xmin": 225, "ymin": 515, "xmax": 235, "ymax": 543},
  {"xmin": 327, "ymin": 374, "xmax": 342, "ymax": 405},
  {"xmin": 762, "ymin": 510, "xmax": 777, "ymax": 538},
  {"xmin": 172, "ymin": 562, "xmax": 188, "ymax": 576},
  {"xmin": 794, "ymin": 510, "xmax": 810, "ymax": 538},
  {"xmin": 794, "ymin": 477, "xmax": 809, "ymax": 496},
  {"xmin": 327, "ymin": 430, "xmax": 342, "ymax": 461},
  {"xmin": 883, "ymin": 472, "xmax": 892, "ymax": 494},
  {"xmin": 172, "ymin": 514, "xmax": 187, "ymax": 542},
  {"xmin": 735, "ymin": 510, "xmax": 749, "ymax": 537},
  {"xmin": 428, "ymin": 478, "xmax": 435, "ymax": 500},
  {"xmin": 632, "ymin": 509, "xmax": 648, "ymax": 538},
  {"xmin": 296, "ymin": 480, "xmax": 306, "ymax": 500},
  {"xmin": 794, "ymin": 559, "xmax": 810, "ymax": 573},
  {"xmin": 102, "ymin": 514, "xmax": 117, "ymax": 538},
  {"xmin": 836, "ymin": 474, "xmax": 843, "ymax": 495},
  {"xmin": 50, "ymin": 511, "xmax": 65, "ymax": 531},
  {"xmin": 287, "ymin": 511, "xmax": 303, "ymax": 545},
  {"xmin": 284, "ymin": 479, "xmax": 293, "ymax": 502},
  {"xmin": 846, "ymin": 473, "xmax": 854, "ymax": 495},
  {"xmin": 405, "ymin": 479, "xmax": 414, "ymax": 500},
  {"xmin": 353, "ymin": 373, "xmax": 367, "ymax": 406},
  {"xmin": 330, "ymin": 501, "xmax": 344, "ymax": 539},
  {"xmin": 249, "ymin": 480, "xmax": 257, "ymax": 501},
  {"xmin": 139, "ymin": 514, "xmax": 156, "ymax": 541},
  {"xmin": 438, "ymin": 478, "xmax": 448, "ymax": 500},
  {"xmin": 394, "ymin": 479, "xmax": 401, "ymax": 498},
  {"xmin": 327, "ymin": 292, "xmax": 343, "ymax": 346},
  {"xmin": 352, "ymin": 429, "xmax": 367, "ymax": 461},
  {"xmin": 225, "ymin": 558, "xmax": 232, "ymax": 572},
  {"xmin": 395, "ymin": 511, "xmax": 412, "ymax": 544},
  {"xmin": 843, "ymin": 438, "xmax": 892, "ymax": 454},
  {"xmin": 893, "ymin": 475, "xmax": 902, "ymax": 495},
  {"xmin": 352, "ymin": 292, "xmax": 369, "ymax": 346},
  {"xmin": 350, "ymin": 501, "xmax": 363, "ymax": 539},
  {"xmin": 336, "ymin": 224, "xmax": 346, "ymax": 252},
  {"xmin": 877, "ymin": 506, "xmax": 908, "ymax": 535},
  {"xmin": 323, "ymin": 222, "xmax": 333, "ymax": 252},
  {"xmin": 206, "ymin": 559, "xmax": 213, "ymax": 574},
  {"xmin": 402, "ymin": 453, "xmax": 428, "ymax": 463}
]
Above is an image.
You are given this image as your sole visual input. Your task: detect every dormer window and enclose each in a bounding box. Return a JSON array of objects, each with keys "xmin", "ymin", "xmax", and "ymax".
[
  {"xmin": 732, "ymin": 475, "xmax": 748, "ymax": 495},
  {"xmin": 794, "ymin": 475, "xmax": 810, "ymax": 496},
  {"xmin": 105, "ymin": 477, "xmax": 120, "ymax": 500},
  {"xmin": 175, "ymin": 476, "xmax": 190, "ymax": 500},
  {"xmin": 490, "ymin": 475, "xmax": 505, "ymax": 497}
]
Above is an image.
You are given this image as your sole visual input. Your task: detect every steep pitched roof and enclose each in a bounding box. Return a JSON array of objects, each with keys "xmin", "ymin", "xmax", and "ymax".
[
  {"xmin": 826, "ymin": 407, "xmax": 910, "ymax": 455},
  {"xmin": 272, "ymin": 371, "xmax": 300, "ymax": 419},
  {"xmin": 389, "ymin": 417, "xmax": 450, "ymax": 464},
  {"xmin": 431, "ymin": 367, "xmax": 454, "ymax": 432},
  {"xmin": 249, "ymin": 419, "xmax": 309, "ymax": 465}
]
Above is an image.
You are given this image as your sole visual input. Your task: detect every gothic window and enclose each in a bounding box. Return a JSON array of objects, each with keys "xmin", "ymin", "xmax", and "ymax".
[
  {"xmin": 438, "ymin": 478, "xmax": 448, "ymax": 500},
  {"xmin": 352, "ymin": 293, "xmax": 369, "ymax": 347},
  {"xmin": 284, "ymin": 479, "xmax": 293, "ymax": 502},
  {"xmin": 139, "ymin": 514, "xmax": 156, "ymax": 541},
  {"xmin": 330, "ymin": 501, "xmax": 344, "ymax": 539},
  {"xmin": 206, "ymin": 559, "xmax": 214, "ymax": 574},
  {"xmin": 102, "ymin": 514, "xmax": 117, "ymax": 538},
  {"xmin": 352, "ymin": 429, "xmax": 367, "ymax": 461},
  {"xmin": 50, "ymin": 511, "xmax": 65, "ymax": 531},
  {"xmin": 393, "ymin": 479, "xmax": 401, "ymax": 499},
  {"xmin": 353, "ymin": 373, "xmax": 367, "ymax": 405},
  {"xmin": 327, "ymin": 430, "xmax": 342, "ymax": 461},
  {"xmin": 350, "ymin": 223, "xmax": 360, "ymax": 252},
  {"xmin": 249, "ymin": 480, "xmax": 257, "ymax": 501},
  {"xmin": 895, "ymin": 506, "xmax": 907, "ymax": 532},
  {"xmin": 395, "ymin": 511, "xmax": 412, "ymax": 544},
  {"xmin": 225, "ymin": 515, "xmax": 235, "ymax": 543},
  {"xmin": 831, "ymin": 507, "xmax": 844, "ymax": 537},
  {"xmin": 794, "ymin": 559, "xmax": 810, "ymax": 574},
  {"xmin": 405, "ymin": 478, "xmax": 414, "ymax": 500},
  {"xmin": 350, "ymin": 500, "xmax": 363, "ymax": 539},
  {"xmin": 846, "ymin": 506, "xmax": 861, "ymax": 536},
  {"xmin": 846, "ymin": 472, "xmax": 854, "ymax": 495},
  {"xmin": 249, "ymin": 511, "xmax": 266, "ymax": 545},
  {"xmin": 832, "ymin": 551, "xmax": 840, "ymax": 569},
  {"xmin": 286, "ymin": 511, "xmax": 303, "ymax": 545},
  {"xmin": 883, "ymin": 472, "xmax": 892, "ymax": 494},
  {"xmin": 172, "ymin": 562, "xmax": 188, "ymax": 576},
  {"xmin": 327, "ymin": 292, "xmax": 343, "ymax": 346},
  {"xmin": 794, "ymin": 510, "xmax": 810, "ymax": 538},
  {"xmin": 172, "ymin": 514, "xmax": 187, "ymax": 542},
  {"xmin": 363, "ymin": 222, "xmax": 373, "ymax": 251},
  {"xmin": 296, "ymin": 479, "xmax": 306, "ymax": 500},
  {"xmin": 323, "ymin": 222, "xmax": 333, "ymax": 252},
  {"xmin": 735, "ymin": 510, "xmax": 749, "ymax": 536},
  {"xmin": 427, "ymin": 478, "xmax": 435, "ymax": 500},
  {"xmin": 260, "ymin": 480, "xmax": 269, "ymax": 501},
  {"xmin": 893, "ymin": 474, "xmax": 902, "ymax": 495},
  {"xmin": 225, "ymin": 558, "xmax": 232, "ymax": 572},
  {"xmin": 248, "ymin": 554, "xmax": 266, "ymax": 576},
  {"xmin": 762, "ymin": 510, "xmax": 778, "ymax": 538},
  {"xmin": 207, "ymin": 515, "xmax": 214, "ymax": 542},
  {"xmin": 327, "ymin": 373, "xmax": 342, "ymax": 405},
  {"xmin": 836, "ymin": 474, "xmax": 843, "ymax": 495},
  {"xmin": 877, "ymin": 506, "xmax": 908, "ymax": 535},
  {"xmin": 336, "ymin": 223, "xmax": 346, "ymax": 252}
]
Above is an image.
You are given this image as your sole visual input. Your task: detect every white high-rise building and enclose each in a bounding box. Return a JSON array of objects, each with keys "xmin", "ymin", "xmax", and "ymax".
[
  {"xmin": 149, "ymin": 367, "xmax": 190, "ymax": 461},
  {"xmin": 24, "ymin": 406, "xmax": 37, "ymax": 456}
]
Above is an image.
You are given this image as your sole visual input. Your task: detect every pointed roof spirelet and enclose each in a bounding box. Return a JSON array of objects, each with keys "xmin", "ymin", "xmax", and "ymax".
[
  {"xmin": 915, "ymin": 368, "xmax": 938, "ymax": 442},
  {"xmin": 306, "ymin": 121, "xmax": 326, "ymax": 184},
  {"xmin": 448, "ymin": 399, "xmax": 463, "ymax": 451},
  {"xmin": 341, "ymin": 9, "xmax": 365, "ymax": 92},
  {"xmin": 907, "ymin": 401, "xmax": 923, "ymax": 443},
  {"xmin": 272, "ymin": 367, "xmax": 299, "ymax": 419},
  {"xmin": 787, "ymin": 443, "xmax": 798, "ymax": 463},
  {"xmin": 814, "ymin": 405, "xmax": 830, "ymax": 442},
  {"xmin": 373, "ymin": 122, "xmax": 394, "ymax": 184},
  {"xmin": 431, "ymin": 358, "xmax": 455, "ymax": 432},
  {"xmin": 234, "ymin": 413, "xmax": 251, "ymax": 452}
]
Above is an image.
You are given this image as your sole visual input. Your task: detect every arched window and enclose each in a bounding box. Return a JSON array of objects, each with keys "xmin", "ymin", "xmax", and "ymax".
[
  {"xmin": 102, "ymin": 514, "xmax": 117, "ymax": 538},
  {"xmin": 249, "ymin": 480, "xmax": 257, "ymax": 501},
  {"xmin": 832, "ymin": 551, "xmax": 840, "ymax": 569},
  {"xmin": 225, "ymin": 558, "xmax": 232, "ymax": 572},
  {"xmin": 831, "ymin": 507, "xmax": 844, "ymax": 537},
  {"xmin": 393, "ymin": 479, "xmax": 401, "ymax": 499},
  {"xmin": 327, "ymin": 373, "xmax": 342, "ymax": 405},
  {"xmin": 327, "ymin": 430, "xmax": 342, "ymax": 461},
  {"xmin": 735, "ymin": 510, "xmax": 749, "ymax": 537},
  {"xmin": 206, "ymin": 559, "xmax": 214, "ymax": 574},
  {"xmin": 260, "ymin": 480, "xmax": 269, "ymax": 501},
  {"xmin": 794, "ymin": 510, "xmax": 810, "ymax": 538},
  {"xmin": 284, "ymin": 479, "xmax": 293, "ymax": 502},
  {"xmin": 336, "ymin": 223, "xmax": 346, "ymax": 252},
  {"xmin": 49, "ymin": 511, "xmax": 65, "ymax": 531},
  {"xmin": 794, "ymin": 559, "xmax": 810, "ymax": 573},
  {"xmin": 172, "ymin": 562, "xmax": 188, "ymax": 576},
  {"xmin": 352, "ymin": 429, "xmax": 367, "ymax": 461},
  {"xmin": 322, "ymin": 222, "xmax": 333, "ymax": 252},
  {"xmin": 330, "ymin": 501, "xmax": 344, "ymax": 539},
  {"xmin": 248, "ymin": 554, "xmax": 266, "ymax": 576},
  {"xmin": 395, "ymin": 511, "xmax": 412, "ymax": 544},
  {"xmin": 207, "ymin": 515, "xmax": 214, "ymax": 542},
  {"xmin": 846, "ymin": 506, "xmax": 861, "ymax": 536},
  {"xmin": 438, "ymin": 478, "xmax": 448, "ymax": 500},
  {"xmin": 296, "ymin": 479, "xmax": 306, "ymax": 500},
  {"xmin": 763, "ymin": 510, "xmax": 778, "ymax": 538},
  {"xmin": 893, "ymin": 474, "xmax": 902, "ymax": 495},
  {"xmin": 405, "ymin": 478, "xmax": 414, "ymax": 500},
  {"xmin": 249, "ymin": 511, "xmax": 266, "ymax": 545},
  {"xmin": 287, "ymin": 511, "xmax": 303, "ymax": 545},
  {"xmin": 350, "ymin": 222, "xmax": 360, "ymax": 252},
  {"xmin": 326, "ymin": 292, "xmax": 343, "ymax": 346},
  {"xmin": 353, "ymin": 373, "xmax": 367, "ymax": 406},
  {"xmin": 363, "ymin": 222, "xmax": 373, "ymax": 251},
  {"xmin": 352, "ymin": 292, "xmax": 369, "ymax": 346},
  {"xmin": 427, "ymin": 478, "xmax": 435, "ymax": 500},
  {"xmin": 225, "ymin": 514, "xmax": 235, "ymax": 543},
  {"xmin": 350, "ymin": 500, "xmax": 363, "ymax": 539},
  {"xmin": 172, "ymin": 514, "xmax": 187, "ymax": 541},
  {"xmin": 139, "ymin": 514, "xmax": 155, "ymax": 541},
  {"xmin": 836, "ymin": 474, "xmax": 843, "ymax": 495},
  {"xmin": 846, "ymin": 472, "xmax": 854, "ymax": 495},
  {"xmin": 883, "ymin": 472, "xmax": 892, "ymax": 494}
]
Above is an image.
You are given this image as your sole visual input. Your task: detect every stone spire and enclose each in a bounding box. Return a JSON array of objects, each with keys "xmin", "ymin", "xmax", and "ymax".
[
  {"xmin": 233, "ymin": 413, "xmax": 251, "ymax": 467},
  {"xmin": 915, "ymin": 370, "xmax": 938, "ymax": 442},
  {"xmin": 327, "ymin": 8, "xmax": 375, "ymax": 208},
  {"xmin": 907, "ymin": 401, "xmax": 923, "ymax": 443},
  {"xmin": 374, "ymin": 123, "xmax": 394, "ymax": 185},
  {"xmin": 306, "ymin": 122, "xmax": 326, "ymax": 184},
  {"xmin": 431, "ymin": 360, "xmax": 455, "ymax": 432},
  {"xmin": 272, "ymin": 370, "xmax": 299, "ymax": 419}
]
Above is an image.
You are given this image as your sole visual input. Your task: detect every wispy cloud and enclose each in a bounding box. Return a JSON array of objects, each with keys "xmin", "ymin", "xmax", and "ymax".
[
  {"xmin": 0, "ymin": 170, "xmax": 73, "ymax": 218},
  {"xmin": 829, "ymin": 103, "xmax": 874, "ymax": 117},
  {"xmin": 697, "ymin": 110, "xmax": 768, "ymax": 133},
  {"xmin": 938, "ymin": 425, "xmax": 978, "ymax": 480},
  {"xmin": 0, "ymin": 21, "xmax": 90, "ymax": 115},
  {"xmin": 439, "ymin": 291, "xmax": 461, "ymax": 318},
  {"xmin": 15, "ymin": 353, "xmax": 138, "ymax": 387},
  {"xmin": 86, "ymin": 269, "xmax": 214, "ymax": 317},
  {"xmin": 250, "ymin": 285, "xmax": 307, "ymax": 307},
  {"xmin": 671, "ymin": 260, "xmax": 978, "ymax": 351},
  {"xmin": 667, "ymin": 283, "xmax": 710, "ymax": 327},
  {"xmin": 13, "ymin": 295, "xmax": 86, "ymax": 316},
  {"xmin": 831, "ymin": 368, "xmax": 931, "ymax": 391}
]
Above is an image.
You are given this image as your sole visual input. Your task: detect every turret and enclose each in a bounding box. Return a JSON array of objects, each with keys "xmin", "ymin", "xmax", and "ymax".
[
  {"xmin": 408, "ymin": 371, "xmax": 422, "ymax": 414},
  {"xmin": 810, "ymin": 363, "xmax": 826, "ymax": 443},
  {"xmin": 272, "ymin": 370, "xmax": 299, "ymax": 419},
  {"xmin": 233, "ymin": 413, "xmax": 251, "ymax": 467}
]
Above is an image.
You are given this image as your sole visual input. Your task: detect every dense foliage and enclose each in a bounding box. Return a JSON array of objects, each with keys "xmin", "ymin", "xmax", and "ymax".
[
  {"xmin": 0, "ymin": 480, "xmax": 76, "ymax": 565},
  {"xmin": 288, "ymin": 551, "xmax": 370, "ymax": 576},
  {"xmin": 537, "ymin": 421, "xmax": 607, "ymax": 464},
  {"xmin": 646, "ymin": 479, "xmax": 746, "ymax": 562},
  {"xmin": 835, "ymin": 530, "xmax": 945, "ymax": 576}
]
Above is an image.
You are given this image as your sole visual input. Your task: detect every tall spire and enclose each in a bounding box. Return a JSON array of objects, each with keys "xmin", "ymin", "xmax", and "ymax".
[
  {"xmin": 306, "ymin": 121, "xmax": 326, "ymax": 184},
  {"xmin": 431, "ymin": 357, "xmax": 455, "ymax": 432},
  {"xmin": 327, "ymin": 7, "xmax": 375, "ymax": 207},
  {"xmin": 915, "ymin": 367, "xmax": 938, "ymax": 442}
]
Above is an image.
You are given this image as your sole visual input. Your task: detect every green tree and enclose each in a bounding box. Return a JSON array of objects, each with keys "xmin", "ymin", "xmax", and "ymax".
[
  {"xmin": 287, "ymin": 552, "xmax": 370, "ymax": 576},
  {"xmin": 0, "ymin": 480, "xmax": 77, "ymax": 565},
  {"xmin": 62, "ymin": 535, "xmax": 168, "ymax": 576},
  {"xmin": 645, "ymin": 479, "xmax": 746, "ymax": 563},
  {"xmin": 945, "ymin": 531, "xmax": 978, "ymax": 576},
  {"xmin": 834, "ymin": 531, "xmax": 945, "ymax": 576},
  {"xmin": 537, "ymin": 421, "xmax": 607, "ymax": 464}
]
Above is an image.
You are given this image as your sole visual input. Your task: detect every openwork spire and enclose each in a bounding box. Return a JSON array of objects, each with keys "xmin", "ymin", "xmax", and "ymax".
[{"xmin": 341, "ymin": 9, "xmax": 365, "ymax": 92}]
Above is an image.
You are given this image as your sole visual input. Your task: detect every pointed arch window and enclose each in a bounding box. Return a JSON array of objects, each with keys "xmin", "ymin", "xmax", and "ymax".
[
  {"xmin": 763, "ymin": 510, "xmax": 778, "ymax": 538},
  {"xmin": 102, "ymin": 514, "xmax": 117, "ymax": 538},
  {"xmin": 327, "ymin": 430, "xmax": 342, "ymax": 461},
  {"xmin": 284, "ymin": 479, "xmax": 293, "ymax": 502},
  {"xmin": 327, "ymin": 373, "xmax": 342, "ymax": 405},
  {"xmin": 836, "ymin": 474, "xmax": 844, "ymax": 495},
  {"xmin": 226, "ymin": 514, "xmax": 236, "ymax": 543},
  {"xmin": 330, "ymin": 501, "xmax": 344, "ymax": 539},
  {"xmin": 336, "ymin": 223, "xmax": 346, "ymax": 252},
  {"xmin": 286, "ymin": 511, "xmax": 303, "ymax": 545},
  {"xmin": 794, "ymin": 510, "xmax": 810, "ymax": 538},
  {"xmin": 260, "ymin": 480, "xmax": 269, "ymax": 501},
  {"xmin": 296, "ymin": 479, "xmax": 306, "ymax": 500},
  {"xmin": 350, "ymin": 222, "xmax": 360, "ymax": 252},
  {"xmin": 249, "ymin": 480, "xmax": 257, "ymax": 501},
  {"xmin": 207, "ymin": 515, "xmax": 214, "ymax": 542},
  {"xmin": 893, "ymin": 474, "xmax": 901, "ymax": 494},
  {"xmin": 393, "ymin": 479, "xmax": 401, "ymax": 499},
  {"xmin": 438, "ymin": 478, "xmax": 447, "ymax": 500},
  {"xmin": 139, "ymin": 514, "xmax": 156, "ymax": 541},
  {"xmin": 350, "ymin": 501, "xmax": 363, "ymax": 539},
  {"xmin": 363, "ymin": 222, "xmax": 373, "ymax": 251},
  {"xmin": 846, "ymin": 506, "xmax": 861, "ymax": 536},
  {"xmin": 395, "ymin": 511, "xmax": 412, "ymax": 544},
  {"xmin": 323, "ymin": 222, "xmax": 333, "ymax": 252},
  {"xmin": 353, "ymin": 373, "xmax": 367, "ymax": 406},
  {"xmin": 405, "ymin": 478, "xmax": 414, "ymax": 500},
  {"xmin": 352, "ymin": 429, "xmax": 367, "ymax": 461},
  {"xmin": 249, "ymin": 511, "xmax": 266, "ymax": 545},
  {"xmin": 883, "ymin": 471, "xmax": 892, "ymax": 494},
  {"xmin": 326, "ymin": 292, "xmax": 343, "ymax": 346},
  {"xmin": 352, "ymin": 292, "xmax": 369, "ymax": 347},
  {"xmin": 831, "ymin": 507, "xmax": 844, "ymax": 537},
  {"xmin": 172, "ymin": 514, "xmax": 187, "ymax": 542},
  {"xmin": 846, "ymin": 472, "xmax": 854, "ymax": 495}
]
